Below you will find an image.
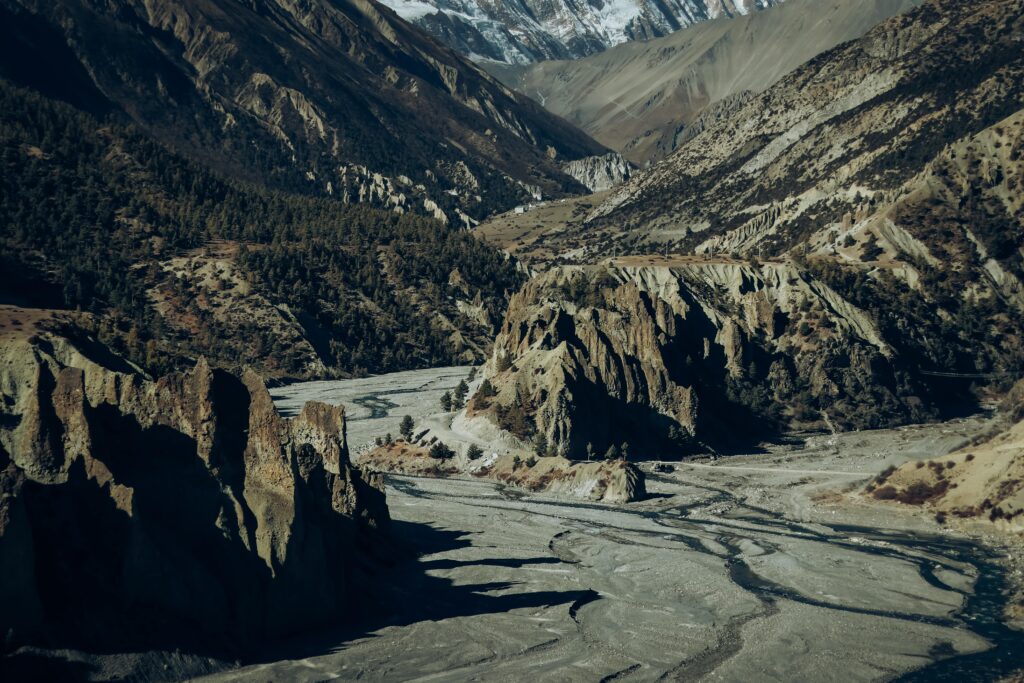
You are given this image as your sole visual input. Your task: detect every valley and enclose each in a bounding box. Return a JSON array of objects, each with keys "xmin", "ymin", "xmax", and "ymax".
[
  {"xmin": 270, "ymin": 365, "xmax": 476, "ymax": 452},
  {"xmin": 202, "ymin": 406, "xmax": 1023, "ymax": 681},
  {"xmin": 2, "ymin": 0, "xmax": 1024, "ymax": 679}
]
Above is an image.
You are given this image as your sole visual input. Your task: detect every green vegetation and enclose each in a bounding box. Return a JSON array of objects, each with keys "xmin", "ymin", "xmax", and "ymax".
[
  {"xmin": 399, "ymin": 415, "xmax": 415, "ymax": 442},
  {"xmin": 0, "ymin": 81, "xmax": 524, "ymax": 377},
  {"xmin": 453, "ymin": 379, "xmax": 469, "ymax": 409},
  {"xmin": 428, "ymin": 441, "xmax": 455, "ymax": 460}
]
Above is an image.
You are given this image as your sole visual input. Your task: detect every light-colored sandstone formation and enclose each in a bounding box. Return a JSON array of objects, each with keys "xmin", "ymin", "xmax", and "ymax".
[
  {"xmin": 561, "ymin": 153, "xmax": 633, "ymax": 192},
  {"xmin": 473, "ymin": 263, "xmax": 931, "ymax": 457},
  {"xmin": 0, "ymin": 322, "xmax": 388, "ymax": 655}
]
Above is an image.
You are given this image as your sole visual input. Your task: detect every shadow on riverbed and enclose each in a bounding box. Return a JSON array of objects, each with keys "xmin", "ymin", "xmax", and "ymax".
[
  {"xmin": 238, "ymin": 519, "xmax": 593, "ymax": 668},
  {"xmin": 0, "ymin": 518, "xmax": 590, "ymax": 681}
]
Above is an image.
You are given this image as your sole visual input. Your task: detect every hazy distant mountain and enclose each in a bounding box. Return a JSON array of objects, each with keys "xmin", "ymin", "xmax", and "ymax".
[
  {"xmin": 377, "ymin": 0, "xmax": 781, "ymax": 64},
  {"xmin": 497, "ymin": 0, "xmax": 922, "ymax": 165}
]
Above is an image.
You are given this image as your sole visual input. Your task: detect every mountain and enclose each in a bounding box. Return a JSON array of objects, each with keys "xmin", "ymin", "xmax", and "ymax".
[
  {"xmin": 377, "ymin": 0, "xmax": 782, "ymax": 64},
  {"xmin": 469, "ymin": 262, "xmax": 934, "ymax": 458},
  {"xmin": 470, "ymin": 0, "xmax": 1024, "ymax": 455},
  {"xmin": 498, "ymin": 0, "xmax": 922, "ymax": 165},
  {"xmin": 0, "ymin": 0, "xmax": 607, "ymax": 224},
  {"xmin": 0, "ymin": 81, "xmax": 525, "ymax": 378}
]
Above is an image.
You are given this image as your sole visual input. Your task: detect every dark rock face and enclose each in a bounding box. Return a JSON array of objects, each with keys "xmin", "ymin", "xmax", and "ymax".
[{"xmin": 0, "ymin": 332, "xmax": 388, "ymax": 656}]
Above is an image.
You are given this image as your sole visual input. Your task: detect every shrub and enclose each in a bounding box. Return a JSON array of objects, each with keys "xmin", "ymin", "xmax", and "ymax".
[
  {"xmin": 875, "ymin": 465, "xmax": 898, "ymax": 484},
  {"xmin": 429, "ymin": 441, "xmax": 455, "ymax": 460},
  {"xmin": 896, "ymin": 480, "xmax": 949, "ymax": 505},
  {"xmin": 872, "ymin": 486, "xmax": 898, "ymax": 500}
]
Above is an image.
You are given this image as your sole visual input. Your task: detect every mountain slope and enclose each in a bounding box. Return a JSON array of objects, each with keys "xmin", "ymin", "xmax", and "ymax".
[
  {"xmin": 0, "ymin": 0, "xmax": 606, "ymax": 223},
  {"xmin": 471, "ymin": 0, "xmax": 1024, "ymax": 454},
  {"xmin": 499, "ymin": 0, "xmax": 922, "ymax": 165},
  {"xmin": 0, "ymin": 81, "xmax": 525, "ymax": 378},
  {"xmin": 868, "ymin": 381, "xmax": 1024, "ymax": 531},
  {"xmin": 379, "ymin": 0, "xmax": 781, "ymax": 64}
]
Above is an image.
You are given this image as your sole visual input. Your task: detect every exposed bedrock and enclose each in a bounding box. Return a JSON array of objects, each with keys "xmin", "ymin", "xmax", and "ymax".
[
  {"xmin": 474, "ymin": 264, "xmax": 936, "ymax": 458},
  {"xmin": 0, "ymin": 331, "xmax": 388, "ymax": 656}
]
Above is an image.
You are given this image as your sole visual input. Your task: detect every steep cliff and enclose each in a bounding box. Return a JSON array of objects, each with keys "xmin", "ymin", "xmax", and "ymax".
[
  {"xmin": 473, "ymin": 264, "xmax": 932, "ymax": 457},
  {"xmin": 562, "ymin": 153, "xmax": 634, "ymax": 192},
  {"xmin": 476, "ymin": 0, "xmax": 1024, "ymax": 445},
  {"xmin": 0, "ymin": 317, "xmax": 388, "ymax": 657}
]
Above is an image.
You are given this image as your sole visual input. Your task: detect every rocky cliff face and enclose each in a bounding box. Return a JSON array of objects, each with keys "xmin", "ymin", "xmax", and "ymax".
[
  {"xmin": 0, "ymin": 324, "xmax": 389, "ymax": 656},
  {"xmin": 477, "ymin": 0, "xmax": 1024, "ymax": 442},
  {"xmin": 381, "ymin": 0, "xmax": 781, "ymax": 64},
  {"xmin": 0, "ymin": 0, "xmax": 606, "ymax": 220},
  {"xmin": 562, "ymin": 153, "xmax": 634, "ymax": 192},
  {"xmin": 474, "ymin": 264, "xmax": 933, "ymax": 457},
  {"xmin": 587, "ymin": 0, "xmax": 1024, "ymax": 243}
]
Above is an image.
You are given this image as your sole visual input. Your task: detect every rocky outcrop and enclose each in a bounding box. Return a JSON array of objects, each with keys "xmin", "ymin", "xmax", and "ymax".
[
  {"xmin": 0, "ymin": 328, "xmax": 388, "ymax": 656},
  {"xmin": 475, "ymin": 264, "xmax": 932, "ymax": 457},
  {"xmin": 358, "ymin": 441, "xmax": 646, "ymax": 503},
  {"xmin": 477, "ymin": 0, "xmax": 1024, "ymax": 430},
  {"xmin": 867, "ymin": 381, "xmax": 1024, "ymax": 532},
  {"xmin": 562, "ymin": 153, "xmax": 634, "ymax": 192}
]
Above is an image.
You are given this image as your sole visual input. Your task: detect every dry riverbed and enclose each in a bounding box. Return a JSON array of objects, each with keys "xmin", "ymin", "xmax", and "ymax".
[{"xmin": 204, "ymin": 391, "xmax": 1023, "ymax": 682}]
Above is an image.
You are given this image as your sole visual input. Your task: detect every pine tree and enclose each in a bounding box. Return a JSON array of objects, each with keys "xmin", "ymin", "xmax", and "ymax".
[
  {"xmin": 533, "ymin": 432, "xmax": 548, "ymax": 457},
  {"xmin": 453, "ymin": 379, "xmax": 468, "ymax": 408},
  {"xmin": 605, "ymin": 444, "xmax": 619, "ymax": 460},
  {"xmin": 399, "ymin": 415, "xmax": 415, "ymax": 442},
  {"xmin": 440, "ymin": 391, "xmax": 453, "ymax": 411}
]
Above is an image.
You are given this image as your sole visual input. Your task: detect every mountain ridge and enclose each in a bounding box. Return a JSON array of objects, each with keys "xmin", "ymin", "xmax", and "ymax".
[
  {"xmin": 378, "ymin": 0, "xmax": 782, "ymax": 64},
  {"xmin": 0, "ymin": 0, "xmax": 607, "ymax": 222},
  {"xmin": 496, "ymin": 0, "xmax": 923, "ymax": 165}
]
